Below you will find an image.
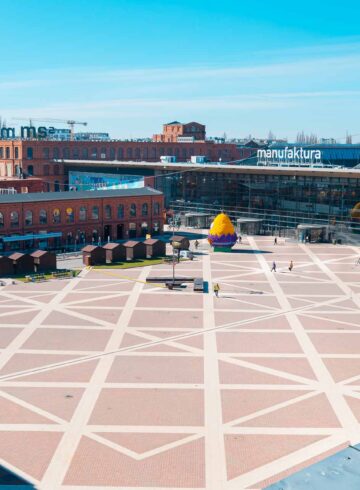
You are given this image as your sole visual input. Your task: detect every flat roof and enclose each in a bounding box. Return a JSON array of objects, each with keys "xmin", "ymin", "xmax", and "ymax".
[
  {"xmin": 61, "ymin": 160, "xmax": 360, "ymax": 178},
  {"xmin": 0, "ymin": 187, "xmax": 162, "ymax": 204}
]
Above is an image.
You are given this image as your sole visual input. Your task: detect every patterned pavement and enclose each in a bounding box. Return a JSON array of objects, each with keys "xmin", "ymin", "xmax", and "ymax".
[{"xmin": 0, "ymin": 237, "xmax": 360, "ymax": 489}]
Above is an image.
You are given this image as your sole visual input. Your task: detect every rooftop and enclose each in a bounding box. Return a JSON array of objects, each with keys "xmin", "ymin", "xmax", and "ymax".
[{"xmin": 0, "ymin": 186, "xmax": 162, "ymax": 204}]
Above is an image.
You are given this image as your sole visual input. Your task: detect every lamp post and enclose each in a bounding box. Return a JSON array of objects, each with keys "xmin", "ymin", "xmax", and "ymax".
[{"xmin": 171, "ymin": 240, "xmax": 182, "ymax": 286}]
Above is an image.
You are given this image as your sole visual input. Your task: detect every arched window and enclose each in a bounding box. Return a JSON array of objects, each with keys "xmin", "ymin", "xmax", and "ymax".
[
  {"xmin": 151, "ymin": 147, "xmax": 157, "ymax": 159},
  {"xmin": 39, "ymin": 209, "xmax": 47, "ymax": 224},
  {"xmin": 91, "ymin": 148, "xmax": 98, "ymax": 159},
  {"xmin": 0, "ymin": 212, "xmax": 4, "ymax": 227},
  {"xmin": 117, "ymin": 148, "xmax": 124, "ymax": 160},
  {"xmin": 53, "ymin": 147, "xmax": 60, "ymax": 159},
  {"xmin": 126, "ymin": 148, "xmax": 133, "ymax": 159},
  {"xmin": 54, "ymin": 164, "xmax": 60, "ymax": 176},
  {"xmin": 27, "ymin": 165, "xmax": 34, "ymax": 176},
  {"xmin": 25, "ymin": 210, "xmax": 33, "ymax": 226},
  {"xmin": 54, "ymin": 180, "xmax": 60, "ymax": 192},
  {"xmin": 109, "ymin": 148, "xmax": 115, "ymax": 160},
  {"xmin": 82, "ymin": 148, "xmax": 89, "ymax": 159},
  {"xmin": 105, "ymin": 205, "xmax": 112, "ymax": 219},
  {"xmin": 53, "ymin": 208, "xmax": 61, "ymax": 223},
  {"xmin": 117, "ymin": 204, "xmax": 124, "ymax": 218},
  {"xmin": 10, "ymin": 211, "xmax": 19, "ymax": 227},
  {"xmin": 66, "ymin": 207, "xmax": 74, "ymax": 223},
  {"xmin": 142, "ymin": 203, "xmax": 148, "ymax": 216},
  {"xmin": 79, "ymin": 206, "xmax": 87, "ymax": 221},
  {"xmin": 43, "ymin": 164, "xmax": 50, "ymax": 176},
  {"xmin": 135, "ymin": 147, "xmax": 141, "ymax": 159},
  {"xmin": 92, "ymin": 206, "xmax": 99, "ymax": 219},
  {"xmin": 154, "ymin": 202, "xmax": 160, "ymax": 215},
  {"xmin": 130, "ymin": 203, "xmax": 136, "ymax": 217},
  {"xmin": 100, "ymin": 147, "xmax": 107, "ymax": 159},
  {"xmin": 62, "ymin": 148, "xmax": 70, "ymax": 159},
  {"xmin": 72, "ymin": 148, "xmax": 79, "ymax": 159}
]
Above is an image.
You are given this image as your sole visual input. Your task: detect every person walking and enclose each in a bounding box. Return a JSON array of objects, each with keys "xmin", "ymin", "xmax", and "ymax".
[
  {"xmin": 288, "ymin": 260, "xmax": 294, "ymax": 271},
  {"xmin": 238, "ymin": 236, "xmax": 242, "ymax": 244},
  {"xmin": 213, "ymin": 283, "xmax": 220, "ymax": 297},
  {"xmin": 271, "ymin": 261, "xmax": 277, "ymax": 272},
  {"xmin": 194, "ymin": 239, "xmax": 199, "ymax": 250},
  {"xmin": 274, "ymin": 237, "xmax": 278, "ymax": 245}
]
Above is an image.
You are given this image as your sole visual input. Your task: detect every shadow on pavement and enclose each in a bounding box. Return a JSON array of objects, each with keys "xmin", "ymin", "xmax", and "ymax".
[{"xmin": 0, "ymin": 464, "xmax": 36, "ymax": 488}]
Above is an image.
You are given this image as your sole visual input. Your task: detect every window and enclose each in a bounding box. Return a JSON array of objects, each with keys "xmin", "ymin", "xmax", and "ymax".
[
  {"xmin": 26, "ymin": 147, "xmax": 33, "ymax": 159},
  {"xmin": 63, "ymin": 148, "xmax": 70, "ymax": 159},
  {"xmin": 10, "ymin": 211, "xmax": 19, "ymax": 227},
  {"xmin": 127, "ymin": 148, "xmax": 133, "ymax": 159},
  {"xmin": 130, "ymin": 203, "xmax": 136, "ymax": 216},
  {"xmin": 43, "ymin": 148, "xmax": 49, "ymax": 158},
  {"xmin": 43, "ymin": 164, "xmax": 50, "ymax": 176},
  {"xmin": 0, "ymin": 147, "xmax": 3, "ymax": 158},
  {"xmin": 53, "ymin": 147, "xmax": 60, "ymax": 159},
  {"xmin": 79, "ymin": 206, "xmax": 87, "ymax": 221},
  {"xmin": 25, "ymin": 210, "xmax": 33, "ymax": 226},
  {"xmin": 142, "ymin": 203, "xmax": 148, "ymax": 216},
  {"xmin": 91, "ymin": 148, "xmax": 98, "ymax": 159},
  {"xmin": 117, "ymin": 204, "xmax": 124, "ymax": 218},
  {"xmin": 92, "ymin": 206, "xmax": 99, "ymax": 219},
  {"xmin": 100, "ymin": 147, "xmax": 107, "ymax": 159},
  {"xmin": 53, "ymin": 208, "xmax": 61, "ymax": 223},
  {"xmin": 135, "ymin": 147, "xmax": 141, "ymax": 159},
  {"xmin": 5, "ymin": 147, "xmax": 10, "ymax": 158},
  {"xmin": 82, "ymin": 148, "xmax": 89, "ymax": 159},
  {"xmin": 154, "ymin": 202, "xmax": 160, "ymax": 215},
  {"xmin": 73, "ymin": 148, "xmax": 79, "ymax": 159},
  {"xmin": 117, "ymin": 148, "xmax": 124, "ymax": 160},
  {"xmin": 105, "ymin": 205, "xmax": 112, "ymax": 219},
  {"xmin": 39, "ymin": 209, "xmax": 47, "ymax": 224},
  {"xmin": 54, "ymin": 164, "xmax": 60, "ymax": 175},
  {"xmin": 54, "ymin": 180, "xmax": 60, "ymax": 192},
  {"xmin": 66, "ymin": 207, "xmax": 74, "ymax": 223},
  {"xmin": 109, "ymin": 148, "xmax": 115, "ymax": 160},
  {"xmin": 27, "ymin": 165, "xmax": 34, "ymax": 176},
  {"xmin": 0, "ymin": 212, "xmax": 4, "ymax": 227}
]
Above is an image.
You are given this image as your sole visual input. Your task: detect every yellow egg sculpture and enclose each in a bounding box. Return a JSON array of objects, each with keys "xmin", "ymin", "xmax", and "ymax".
[{"xmin": 208, "ymin": 213, "xmax": 237, "ymax": 251}]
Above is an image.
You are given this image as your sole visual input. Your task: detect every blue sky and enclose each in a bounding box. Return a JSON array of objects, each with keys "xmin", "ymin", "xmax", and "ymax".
[{"xmin": 1, "ymin": 0, "xmax": 360, "ymax": 140}]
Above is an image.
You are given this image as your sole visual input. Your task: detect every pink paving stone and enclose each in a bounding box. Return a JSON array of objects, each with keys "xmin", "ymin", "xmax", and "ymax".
[
  {"xmin": 96, "ymin": 432, "xmax": 193, "ymax": 453},
  {"xmin": 0, "ymin": 431, "xmax": 63, "ymax": 480},
  {"xmin": 217, "ymin": 332, "xmax": 303, "ymax": 354},
  {"xmin": 66, "ymin": 307, "xmax": 123, "ymax": 325},
  {"xmin": 279, "ymin": 283, "xmax": 344, "ymax": 295},
  {"xmin": 74, "ymin": 280, "xmax": 134, "ymax": 291},
  {"xmin": 235, "ymin": 356, "xmax": 317, "ymax": 380},
  {"xmin": 136, "ymin": 343, "xmax": 188, "ymax": 353},
  {"xmin": 129, "ymin": 309, "xmax": 203, "ymax": 329},
  {"xmin": 107, "ymin": 356, "xmax": 203, "ymax": 383},
  {"xmin": 214, "ymin": 295, "xmax": 280, "ymax": 310},
  {"xmin": 119, "ymin": 333, "xmax": 147, "ymax": 348},
  {"xmin": 13, "ymin": 359, "xmax": 98, "ymax": 383},
  {"xmin": 0, "ymin": 328, "xmax": 23, "ymax": 348},
  {"xmin": 136, "ymin": 293, "xmax": 203, "ymax": 309},
  {"xmin": 128, "ymin": 329, "xmax": 204, "ymax": 350},
  {"xmin": 2, "ymin": 387, "xmax": 85, "ymax": 422},
  {"xmin": 214, "ymin": 311, "xmax": 272, "ymax": 327},
  {"xmin": 344, "ymin": 395, "xmax": 360, "ymax": 421},
  {"xmin": 0, "ymin": 395, "xmax": 56, "ymax": 424},
  {"xmin": 63, "ymin": 292, "xmax": 129, "ymax": 307},
  {"xmin": 237, "ymin": 393, "xmax": 340, "ymax": 428},
  {"xmin": 323, "ymin": 358, "xmax": 360, "ymax": 383},
  {"xmin": 175, "ymin": 334, "xmax": 204, "ymax": 350},
  {"xmin": 89, "ymin": 388, "xmax": 204, "ymax": 426},
  {"xmin": 218, "ymin": 360, "xmax": 302, "ymax": 385},
  {"xmin": 305, "ymin": 312, "xmax": 360, "ymax": 326},
  {"xmin": 0, "ymin": 310, "xmax": 40, "ymax": 324},
  {"xmin": 0, "ymin": 353, "xmax": 85, "ymax": 376},
  {"xmin": 224, "ymin": 434, "xmax": 326, "ymax": 481},
  {"xmin": 298, "ymin": 315, "xmax": 360, "ymax": 331},
  {"xmin": 216, "ymin": 282, "xmax": 274, "ymax": 294},
  {"xmin": 212, "ymin": 272, "xmax": 268, "ymax": 281},
  {"xmin": 63, "ymin": 435, "xmax": 205, "ymax": 487},
  {"xmin": 221, "ymin": 389, "xmax": 309, "ymax": 423},
  {"xmin": 309, "ymin": 333, "xmax": 360, "ymax": 354},
  {"xmin": 21, "ymin": 328, "xmax": 111, "ymax": 351},
  {"xmin": 41, "ymin": 309, "xmax": 102, "ymax": 327}
]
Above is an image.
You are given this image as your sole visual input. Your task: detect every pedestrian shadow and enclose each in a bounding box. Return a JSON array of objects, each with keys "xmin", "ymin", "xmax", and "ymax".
[{"xmin": 224, "ymin": 249, "xmax": 272, "ymax": 254}]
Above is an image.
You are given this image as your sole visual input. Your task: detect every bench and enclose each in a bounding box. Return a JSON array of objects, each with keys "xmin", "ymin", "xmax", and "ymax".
[
  {"xmin": 25, "ymin": 274, "xmax": 47, "ymax": 283},
  {"xmin": 165, "ymin": 281, "xmax": 184, "ymax": 290},
  {"xmin": 51, "ymin": 270, "xmax": 73, "ymax": 279},
  {"xmin": 193, "ymin": 277, "xmax": 204, "ymax": 292}
]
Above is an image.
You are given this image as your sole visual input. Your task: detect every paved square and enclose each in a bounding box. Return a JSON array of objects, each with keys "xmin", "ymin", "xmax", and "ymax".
[{"xmin": 0, "ymin": 236, "xmax": 360, "ymax": 489}]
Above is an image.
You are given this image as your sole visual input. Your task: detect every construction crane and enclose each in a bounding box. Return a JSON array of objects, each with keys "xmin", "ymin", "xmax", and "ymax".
[{"xmin": 12, "ymin": 118, "xmax": 87, "ymax": 141}]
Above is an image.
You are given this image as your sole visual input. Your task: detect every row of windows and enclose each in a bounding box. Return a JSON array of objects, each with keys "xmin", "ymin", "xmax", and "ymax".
[
  {"xmin": 0, "ymin": 147, "xmax": 19, "ymax": 159},
  {"xmin": 26, "ymin": 164, "xmax": 60, "ymax": 176},
  {"xmin": 0, "ymin": 202, "xmax": 161, "ymax": 227}
]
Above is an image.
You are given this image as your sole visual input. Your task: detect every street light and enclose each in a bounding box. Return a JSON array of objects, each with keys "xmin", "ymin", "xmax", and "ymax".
[{"xmin": 171, "ymin": 240, "xmax": 182, "ymax": 287}]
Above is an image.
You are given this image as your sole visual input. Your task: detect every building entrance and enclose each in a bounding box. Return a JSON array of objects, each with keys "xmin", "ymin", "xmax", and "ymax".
[
  {"xmin": 104, "ymin": 225, "xmax": 112, "ymax": 241},
  {"xmin": 117, "ymin": 224, "xmax": 124, "ymax": 240}
]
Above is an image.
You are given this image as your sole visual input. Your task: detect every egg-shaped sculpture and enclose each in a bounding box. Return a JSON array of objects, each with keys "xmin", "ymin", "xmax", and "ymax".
[{"xmin": 208, "ymin": 213, "xmax": 237, "ymax": 251}]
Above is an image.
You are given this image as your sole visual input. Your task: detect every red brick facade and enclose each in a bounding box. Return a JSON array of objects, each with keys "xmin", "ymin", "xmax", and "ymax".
[
  {"xmin": 153, "ymin": 121, "xmax": 206, "ymax": 142},
  {"xmin": 0, "ymin": 139, "xmax": 252, "ymax": 192},
  {"xmin": 0, "ymin": 190, "xmax": 164, "ymax": 252}
]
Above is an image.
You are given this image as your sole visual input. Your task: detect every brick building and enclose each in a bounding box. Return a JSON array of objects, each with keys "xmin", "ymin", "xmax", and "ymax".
[
  {"xmin": 0, "ymin": 137, "xmax": 251, "ymax": 192},
  {"xmin": 153, "ymin": 121, "xmax": 206, "ymax": 142},
  {"xmin": 0, "ymin": 187, "xmax": 163, "ymax": 253}
]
